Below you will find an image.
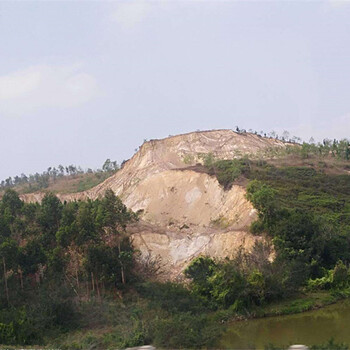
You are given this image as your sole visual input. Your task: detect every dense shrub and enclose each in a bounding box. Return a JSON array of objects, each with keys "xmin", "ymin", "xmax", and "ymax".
[{"xmin": 151, "ymin": 313, "xmax": 220, "ymax": 349}]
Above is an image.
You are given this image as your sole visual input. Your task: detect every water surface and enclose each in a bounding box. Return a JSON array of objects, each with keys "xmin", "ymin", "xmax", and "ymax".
[{"xmin": 220, "ymin": 300, "xmax": 350, "ymax": 349}]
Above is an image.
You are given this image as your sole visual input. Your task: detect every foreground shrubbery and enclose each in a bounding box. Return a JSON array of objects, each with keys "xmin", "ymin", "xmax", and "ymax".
[
  {"xmin": 307, "ymin": 260, "xmax": 350, "ymax": 292},
  {"xmin": 51, "ymin": 282, "xmax": 223, "ymax": 349},
  {"xmin": 184, "ymin": 249, "xmax": 288, "ymax": 311}
]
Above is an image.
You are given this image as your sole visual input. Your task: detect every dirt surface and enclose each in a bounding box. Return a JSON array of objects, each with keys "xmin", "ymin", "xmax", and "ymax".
[{"xmin": 129, "ymin": 221, "xmax": 264, "ymax": 280}]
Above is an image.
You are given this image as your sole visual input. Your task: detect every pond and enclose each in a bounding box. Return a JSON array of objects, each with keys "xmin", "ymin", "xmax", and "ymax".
[{"xmin": 220, "ymin": 300, "xmax": 350, "ymax": 349}]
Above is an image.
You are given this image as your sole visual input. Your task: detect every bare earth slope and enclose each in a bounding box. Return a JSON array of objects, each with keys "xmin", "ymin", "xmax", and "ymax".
[{"xmin": 22, "ymin": 130, "xmax": 287, "ymax": 278}]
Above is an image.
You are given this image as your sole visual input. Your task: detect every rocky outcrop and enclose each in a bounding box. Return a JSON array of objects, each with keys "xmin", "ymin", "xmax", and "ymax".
[{"xmin": 124, "ymin": 170, "xmax": 255, "ymax": 228}]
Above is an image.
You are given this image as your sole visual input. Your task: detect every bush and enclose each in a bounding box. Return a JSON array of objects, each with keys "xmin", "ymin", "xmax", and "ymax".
[
  {"xmin": 307, "ymin": 260, "xmax": 350, "ymax": 291},
  {"xmin": 137, "ymin": 282, "xmax": 205, "ymax": 314},
  {"xmin": 152, "ymin": 313, "xmax": 221, "ymax": 349},
  {"xmin": 185, "ymin": 254, "xmax": 287, "ymax": 311},
  {"xmin": 0, "ymin": 308, "xmax": 40, "ymax": 345}
]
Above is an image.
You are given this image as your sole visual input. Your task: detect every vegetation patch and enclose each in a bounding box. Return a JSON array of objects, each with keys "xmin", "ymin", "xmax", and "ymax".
[{"xmin": 0, "ymin": 159, "xmax": 120, "ymax": 195}]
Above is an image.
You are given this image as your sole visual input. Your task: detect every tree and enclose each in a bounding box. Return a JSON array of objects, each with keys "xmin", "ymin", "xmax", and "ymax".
[
  {"xmin": 0, "ymin": 239, "xmax": 19, "ymax": 271},
  {"xmin": 1, "ymin": 189, "xmax": 22, "ymax": 217},
  {"xmin": 102, "ymin": 159, "xmax": 112, "ymax": 172},
  {"xmin": 18, "ymin": 239, "xmax": 46, "ymax": 275},
  {"xmin": 282, "ymin": 130, "xmax": 290, "ymax": 141},
  {"xmin": 97, "ymin": 189, "xmax": 135, "ymax": 284},
  {"xmin": 58, "ymin": 165, "xmax": 65, "ymax": 176},
  {"xmin": 102, "ymin": 159, "xmax": 119, "ymax": 172},
  {"xmin": 38, "ymin": 193, "xmax": 62, "ymax": 246},
  {"xmin": 184, "ymin": 256, "xmax": 216, "ymax": 300},
  {"xmin": 75, "ymin": 201, "xmax": 98, "ymax": 245},
  {"xmin": 332, "ymin": 260, "xmax": 349, "ymax": 288},
  {"xmin": 100, "ymin": 189, "xmax": 133, "ymax": 232},
  {"xmin": 56, "ymin": 202, "xmax": 78, "ymax": 247},
  {"xmin": 246, "ymin": 181, "xmax": 278, "ymax": 229}
]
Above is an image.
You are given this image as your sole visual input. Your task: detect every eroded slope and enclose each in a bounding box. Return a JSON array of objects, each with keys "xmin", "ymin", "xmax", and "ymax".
[{"xmin": 21, "ymin": 130, "xmax": 286, "ymax": 276}]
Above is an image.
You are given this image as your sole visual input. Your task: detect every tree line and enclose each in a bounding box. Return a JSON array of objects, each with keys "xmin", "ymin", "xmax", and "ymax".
[
  {"xmin": 0, "ymin": 158, "xmax": 120, "ymax": 191},
  {"xmin": 234, "ymin": 127, "xmax": 350, "ymax": 160},
  {"xmin": 0, "ymin": 188, "xmax": 137, "ymax": 344},
  {"xmin": 234, "ymin": 126, "xmax": 302, "ymax": 143}
]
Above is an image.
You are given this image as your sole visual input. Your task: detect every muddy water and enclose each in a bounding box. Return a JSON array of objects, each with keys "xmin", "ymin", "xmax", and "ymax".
[{"xmin": 220, "ymin": 300, "xmax": 350, "ymax": 349}]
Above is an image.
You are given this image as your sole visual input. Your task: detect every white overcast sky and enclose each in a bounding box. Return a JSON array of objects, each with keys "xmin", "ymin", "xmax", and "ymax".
[{"xmin": 1, "ymin": 0, "xmax": 350, "ymax": 179}]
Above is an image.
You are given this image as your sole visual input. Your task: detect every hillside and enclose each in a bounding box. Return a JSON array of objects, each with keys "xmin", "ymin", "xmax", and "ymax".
[
  {"xmin": 19, "ymin": 130, "xmax": 292, "ymax": 277},
  {"xmin": 16, "ymin": 129, "xmax": 350, "ymax": 278},
  {"xmin": 2, "ymin": 129, "xmax": 350, "ymax": 348}
]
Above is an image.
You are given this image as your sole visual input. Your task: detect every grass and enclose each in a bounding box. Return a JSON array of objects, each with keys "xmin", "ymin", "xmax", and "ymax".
[
  {"xmin": 199, "ymin": 157, "xmax": 350, "ymax": 237},
  {"xmin": 253, "ymin": 292, "xmax": 340, "ymax": 318},
  {"xmin": 46, "ymin": 299, "xmax": 151, "ymax": 349},
  {"xmin": 210, "ymin": 291, "xmax": 344, "ymax": 327}
]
